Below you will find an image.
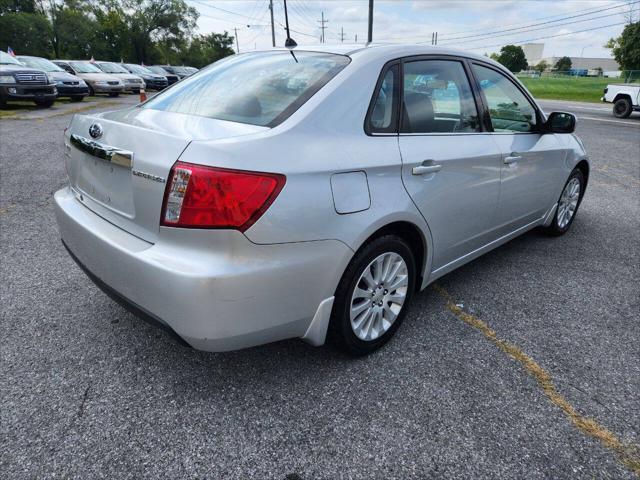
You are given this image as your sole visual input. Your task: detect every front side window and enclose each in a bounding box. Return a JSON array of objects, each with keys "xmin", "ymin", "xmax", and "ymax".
[
  {"xmin": 368, "ymin": 64, "xmax": 399, "ymax": 133},
  {"xmin": 143, "ymin": 51, "xmax": 350, "ymax": 127},
  {"xmin": 472, "ymin": 64, "xmax": 538, "ymax": 133},
  {"xmin": 402, "ymin": 60, "xmax": 480, "ymax": 134}
]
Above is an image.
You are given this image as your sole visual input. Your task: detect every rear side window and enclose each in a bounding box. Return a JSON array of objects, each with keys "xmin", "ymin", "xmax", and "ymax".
[
  {"xmin": 401, "ymin": 60, "xmax": 480, "ymax": 134},
  {"xmin": 471, "ymin": 64, "xmax": 538, "ymax": 133},
  {"xmin": 143, "ymin": 51, "xmax": 350, "ymax": 127},
  {"xmin": 367, "ymin": 64, "xmax": 399, "ymax": 133}
]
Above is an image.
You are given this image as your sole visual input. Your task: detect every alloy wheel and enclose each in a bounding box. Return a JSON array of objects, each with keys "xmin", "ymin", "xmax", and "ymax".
[{"xmin": 557, "ymin": 177, "xmax": 581, "ymax": 229}]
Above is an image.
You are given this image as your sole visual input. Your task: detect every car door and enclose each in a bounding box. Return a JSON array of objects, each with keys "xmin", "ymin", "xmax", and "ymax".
[
  {"xmin": 397, "ymin": 58, "xmax": 503, "ymax": 271},
  {"xmin": 470, "ymin": 63, "xmax": 566, "ymax": 234}
]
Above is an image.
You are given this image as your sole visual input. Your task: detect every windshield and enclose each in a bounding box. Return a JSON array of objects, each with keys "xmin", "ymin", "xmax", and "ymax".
[
  {"xmin": 143, "ymin": 51, "xmax": 350, "ymax": 127},
  {"xmin": 69, "ymin": 61, "xmax": 102, "ymax": 73},
  {"xmin": 148, "ymin": 66, "xmax": 171, "ymax": 75},
  {"xmin": 98, "ymin": 62, "xmax": 129, "ymax": 74},
  {"xmin": 125, "ymin": 64, "xmax": 152, "ymax": 75},
  {"xmin": 17, "ymin": 56, "xmax": 63, "ymax": 72},
  {"xmin": 0, "ymin": 51, "xmax": 21, "ymax": 65}
]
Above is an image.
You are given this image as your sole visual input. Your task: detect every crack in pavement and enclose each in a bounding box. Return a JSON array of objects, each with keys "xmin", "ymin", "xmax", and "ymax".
[{"xmin": 433, "ymin": 284, "xmax": 640, "ymax": 477}]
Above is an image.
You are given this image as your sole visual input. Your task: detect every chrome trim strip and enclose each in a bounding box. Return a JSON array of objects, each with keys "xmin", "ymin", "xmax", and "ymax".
[{"xmin": 70, "ymin": 134, "xmax": 133, "ymax": 168}]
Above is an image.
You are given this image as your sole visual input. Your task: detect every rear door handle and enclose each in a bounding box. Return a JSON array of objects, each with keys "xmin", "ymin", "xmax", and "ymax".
[
  {"xmin": 412, "ymin": 163, "xmax": 442, "ymax": 175},
  {"xmin": 504, "ymin": 154, "xmax": 522, "ymax": 165}
]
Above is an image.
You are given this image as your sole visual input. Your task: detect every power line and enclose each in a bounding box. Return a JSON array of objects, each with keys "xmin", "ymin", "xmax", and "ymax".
[
  {"xmin": 440, "ymin": 0, "xmax": 639, "ymax": 42},
  {"xmin": 439, "ymin": 10, "xmax": 630, "ymax": 47},
  {"xmin": 468, "ymin": 21, "xmax": 628, "ymax": 51}
]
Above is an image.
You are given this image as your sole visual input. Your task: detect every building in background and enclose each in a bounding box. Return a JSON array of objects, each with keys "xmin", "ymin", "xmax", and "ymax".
[{"xmin": 521, "ymin": 43, "xmax": 619, "ymax": 74}]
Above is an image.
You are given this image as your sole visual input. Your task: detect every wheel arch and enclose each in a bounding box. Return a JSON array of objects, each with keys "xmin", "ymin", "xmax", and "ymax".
[
  {"xmin": 613, "ymin": 93, "xmax": 633, "ymax": 103},
  {"xmin": 575, "ymin": 159, "xmax": 590, "ymax": 200},
  {"xmin": 352, "ymin": 220, "xmax": 430, "ymax": 291}
]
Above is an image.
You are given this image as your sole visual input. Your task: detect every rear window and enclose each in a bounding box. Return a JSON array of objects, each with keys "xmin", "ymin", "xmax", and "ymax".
[{"xmin": 143, "ymin": 51, "xmax": 350, "ymax": 127}]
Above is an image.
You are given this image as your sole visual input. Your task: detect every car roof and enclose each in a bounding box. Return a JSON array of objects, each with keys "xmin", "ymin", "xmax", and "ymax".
[{"xmin": 250, "ymin": 43, "xmax": 502, "ymax": 68}]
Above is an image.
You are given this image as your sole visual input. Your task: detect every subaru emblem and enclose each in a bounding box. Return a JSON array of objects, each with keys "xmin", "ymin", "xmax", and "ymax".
[{"xmin": 88, "ymin": 123, "xmax": 103, "ymax": 139}]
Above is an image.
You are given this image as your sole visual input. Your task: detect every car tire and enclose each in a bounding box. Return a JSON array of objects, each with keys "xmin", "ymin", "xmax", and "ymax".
[
  {"xmin": 70, "ymin": 95, "xmax": 84, "ymax": 102},
  {"xmin": 109, "ymin": 92, "xmax": 120, "ymax": 97},
  {"xmin": 613, "ymin": 97, "xmax": 632, "ymax": 118},
  {"xmin": 542, "ymin": 169, "xmax": 585, "ymax": 236},
  {"xmin": 34, "ymin": 99, "xmax": 55, "ymax": 108},
  {"xmin": 329, "ymin": 235, "xmax": 416, "ymax": 356},
  {"xmin": 88, "ymin": 85, "xmax": 95, "ymax": 96}
]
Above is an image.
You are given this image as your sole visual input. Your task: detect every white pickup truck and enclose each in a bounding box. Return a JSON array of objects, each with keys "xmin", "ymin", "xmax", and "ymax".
[{"xmin": 601, "ymin": 83, "xmax": 640, "ymax": 118}]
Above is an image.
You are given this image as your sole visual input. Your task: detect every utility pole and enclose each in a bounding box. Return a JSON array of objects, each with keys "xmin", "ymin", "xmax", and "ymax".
[
  {"xmin": 318, "ymin": 12, "xmax": 328, "ymax": 43},
  {"xmin": 355, "ymin": 34, "xmax": 358, "ymax": 43},
  {"xmin": 269, "ymin": 0, "xmax": 275, "ymax": 47},
  {"xmin": 340, "ymin": 27, "xmax": 345, "ymax": 43},
  {"xmin": 234, "ymin": 28, "xmax": 240, "ymax": 53},
  {"xmin": 367, "ymin": 0, "xmax": 373, "ymax": 43},
  {"xmin": 435, "ymin": 32, "xmax": 438, "ymax": 45}
]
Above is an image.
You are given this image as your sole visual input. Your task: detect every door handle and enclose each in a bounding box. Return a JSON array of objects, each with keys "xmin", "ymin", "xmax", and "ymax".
[
  {"xmin": 504, "ymin": 154, "xmax": 522, "ymax": 165},
  {"xmin": 412, "ymin": 163, "xmax": 442, "ymax": 175}
]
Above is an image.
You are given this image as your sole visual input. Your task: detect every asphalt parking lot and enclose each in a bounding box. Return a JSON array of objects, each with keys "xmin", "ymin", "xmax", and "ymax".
[{"xmin": 1, "ymin": 97, "xmax": 639, "ymax": 479}]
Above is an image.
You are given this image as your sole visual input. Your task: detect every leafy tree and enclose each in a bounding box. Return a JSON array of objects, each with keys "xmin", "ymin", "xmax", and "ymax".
[
  {"xmin": 0, "ymin": 12, "xmax": 51, "ymax": 56},
  {"xmin": 554, "ymin": 56, "xmax": 572, "ymax": 72},
  {"xmin": 605, "ymin": 21, "xmax": 640, "ymax": 70},
  {"xmin": 489, "ymin": 52, "xmax": 500, "ymax": 62},
  {"xmin": 496, "ymin": 45, "xmax": 527, "ymax": 72},
  {"xmin": 533, "ymin": 60, "xmax": 549, "ymax": 73},
  {"xmin": 179, "ymin": 32, "xmax": 235, "ymax": 68},
  {"xmin": 0, "ymin": 0, "xmax": 36, "ymax": 13}
]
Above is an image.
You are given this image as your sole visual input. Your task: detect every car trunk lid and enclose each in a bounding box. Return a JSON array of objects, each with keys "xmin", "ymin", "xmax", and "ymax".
[{"xmin": 65, "ymin": 107, "xmax": 268, "ymax": 243}]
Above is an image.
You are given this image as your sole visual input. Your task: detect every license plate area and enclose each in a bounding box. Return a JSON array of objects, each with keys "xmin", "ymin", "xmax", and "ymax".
[{"xmin": 73, "ymin": 152, "xmax": 135, "ymax": 218}]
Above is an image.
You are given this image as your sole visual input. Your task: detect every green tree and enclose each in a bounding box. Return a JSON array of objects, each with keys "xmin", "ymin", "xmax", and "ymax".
[
  {"xmin": 179, "ymin": 32, "xmax": 234, "ymax": 68},
  {"xmin": 489, "ymin": 52, "xmax": 500, "ymax": 62},
  {"xmin": 0, "ymin": 12, "xmax": 51, "ymax": 56},
  {"xmin": 496, "ymin": 45, "xmax": 527, "ymax": 72},
  {"xmin": 533, "ymin": 60, "xmax": 549, "ymax": 73},
  {"xmin": 0, "ymin": 0, "xmax": 36, "ymax": 13},
  {"xmin": 554, "ymin": 56, "xmax": 572, "ymax": 72},
  {"xmin": 605, "ymin": 21, "xmax": 640, "ymax": 70}
]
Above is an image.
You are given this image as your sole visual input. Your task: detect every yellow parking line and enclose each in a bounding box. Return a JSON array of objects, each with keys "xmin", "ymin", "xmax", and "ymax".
[{"xmin": 433, "ymin": 284, "xmax": 640, "ymax": 476}]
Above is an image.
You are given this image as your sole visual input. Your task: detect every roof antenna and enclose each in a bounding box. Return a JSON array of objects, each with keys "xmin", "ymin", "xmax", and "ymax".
[{"xmin": 283, "ymin": 0, "xmax": 297, "ymax": 48}]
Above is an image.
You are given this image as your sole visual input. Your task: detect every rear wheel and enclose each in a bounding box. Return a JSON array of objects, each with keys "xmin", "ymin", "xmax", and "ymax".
[
  {"xmin": 108, "ymin": 92, "xmax": 119, "ymax": 97},
  {"xmin": 542, "ymin": 169, "xmax": 585, "ymax": 236},
  {"xmin": 329, "ymin": 235, "xmax": 416, "ymax": 355},
  {"xmin": 70, "ymin": 95, "xmax": 84, "ymax": 102},
  {"xmin": 613, "ymin": 97, "xmax": 632, "ymax": 118}
]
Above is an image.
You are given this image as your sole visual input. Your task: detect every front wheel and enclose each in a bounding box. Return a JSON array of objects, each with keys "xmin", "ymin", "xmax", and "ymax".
[
  {"xmin": 70, "ymin": 95, "xmax": 84, "ymax": 102},
  {"xmin": 329, "ymin": 235, "xmax": 416, "ymax": 355},
  {"xmin": 613, "ymin": 97, "xmax": 632, "ymax": 118},
  {"xmin": 108, "ymin": 92, "xmax": 119, "ymax": 97},
  {"xmin": 542, "ymin": 169, "xmax": 585, "ymax": 236}
]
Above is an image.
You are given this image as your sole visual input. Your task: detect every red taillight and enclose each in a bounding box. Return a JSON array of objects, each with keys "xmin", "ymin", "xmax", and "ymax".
[{"xmin": 161, "ymin": 161, "xmax": 285, "ymax": 232}]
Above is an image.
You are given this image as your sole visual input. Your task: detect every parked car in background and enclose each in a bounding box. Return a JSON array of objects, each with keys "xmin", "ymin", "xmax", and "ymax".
[
  {"xmin": 152, "ymin": 65, "xmax": 189, "ymax": 80},
  {"xmin": 53, "ymin": 60, "xmax": 124, "ymax": 97},
  {"xmin": 147, "ymin": 65, "xmax": 180, "ymax": 85},
  {"xmin": 601, "ymin": 83, "xmax": 640, "ymax": 118},
  {"xmin": 93, "ymin": 61, "xmax": 145, "ymax": 93},
  {"xmin": 17, "ymin": 55, "xmax": 89, "ymax": 102},
  {"xmin": 55, "ymin": 45, "xmax": 589, "ymax": 355},
  {"xmin": 184, "ymin": 66, "xmax": 199, "ymax": 75},
  {"xmin": 0, "ymin": 51, "xmax": 57, "ymax": 108},
  {"xmin": 122, "ymin": 64, "xmax": 168, "ymax": 90}
]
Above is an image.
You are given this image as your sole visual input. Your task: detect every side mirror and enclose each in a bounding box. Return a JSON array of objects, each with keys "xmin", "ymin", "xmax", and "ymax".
[{"xmin": 546, "ymin": 111, "xmax": 576, "ymax": 134}]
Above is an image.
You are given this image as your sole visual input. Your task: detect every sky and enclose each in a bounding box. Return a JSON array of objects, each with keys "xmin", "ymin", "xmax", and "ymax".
[{"xmin": 185, "ymin": 0, "xmax": 639, "ymax": 59}]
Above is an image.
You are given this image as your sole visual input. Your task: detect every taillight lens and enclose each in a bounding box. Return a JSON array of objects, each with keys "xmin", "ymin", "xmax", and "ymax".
[{"xmin": 161, "ymin": 161, "xmax": 285, "ymax": 232}]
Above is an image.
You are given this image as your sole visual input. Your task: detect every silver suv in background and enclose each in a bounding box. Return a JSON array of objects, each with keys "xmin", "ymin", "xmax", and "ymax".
[{"xmin": 53, "ymin": 60, "xmax": 124, "ymax": 97}]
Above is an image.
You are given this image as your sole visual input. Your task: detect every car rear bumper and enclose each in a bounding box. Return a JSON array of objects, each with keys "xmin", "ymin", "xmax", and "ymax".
[{"xmin": 54, "ymin": 187, "xmax": 351, "ymax": 351}]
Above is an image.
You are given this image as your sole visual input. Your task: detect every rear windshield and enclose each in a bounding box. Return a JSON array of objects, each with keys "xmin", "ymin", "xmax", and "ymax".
[{"xmin": 143, "ymin": 51, "xmax": 350, "ymax": 127}]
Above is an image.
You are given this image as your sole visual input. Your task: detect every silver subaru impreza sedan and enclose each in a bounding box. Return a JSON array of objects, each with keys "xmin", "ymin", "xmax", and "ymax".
[{"xmin": 54, "ymin": 44, "xmax": 588, "ymax": 355}]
